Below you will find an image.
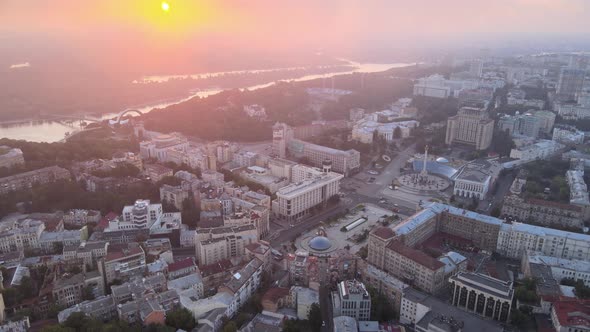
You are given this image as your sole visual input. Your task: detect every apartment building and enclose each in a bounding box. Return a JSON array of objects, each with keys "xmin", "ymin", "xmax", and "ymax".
[
  {"xmin": 331, "ymin": 280, "xmax": 371, "ymax": 321},
  {"xmin": 496, "ymin": 222, "xmax": 590, "ymax": 260},
  {"xmin": 100, "ymin": 243, "xmax": 146, "ymax": 284},
  {"xmin": 501, "ymin": 195, "xmax": 584, "ymax": 229},
  {"xmin": 0, "ymin": 166, "xmax": 71, "ymax": 194},
  {"xmin": 52, "ymin": 271, "xmax": 105, "ymax": 308},
  {"xmin": 160, "ymin": 184, "xmax": 190, "ymax": 211},
  {"xmin": 218, "ymin": 258, "xmax": 264, "ymax": 318},
  {"xmin": 57, "ymin": 295, "xmax": 118, "ymax": 323},
  {"xmin": 63, "ymin": 209, "xmax": 101, "ymax": 226},
  {"xmin": 522, "ymin": 251, "xmax": 590, "ymax": 287},
  {"xmin": 195, "ymin": 224, "xmax": 258, "ymax": 266},
  {"xmin": 0, "ymin": 218, "xmax": 45, "ymax": 253}
]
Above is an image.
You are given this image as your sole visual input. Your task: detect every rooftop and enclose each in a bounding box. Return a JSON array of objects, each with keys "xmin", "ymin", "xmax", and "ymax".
[
  {"xmin": 450, "ymin": 272, "xmax": 513, "ymax": 300},
  {"xmin": 552, "ymin": 300, "xmax": 590, "ymax": 327},
  {"xmin": 387, "ymin": 240, "xmax": 444, "ymax": 271}
]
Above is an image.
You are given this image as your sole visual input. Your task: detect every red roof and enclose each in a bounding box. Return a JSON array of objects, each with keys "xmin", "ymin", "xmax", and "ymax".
[
  {"xmin": 387, "ymin": 240, "xmax": 444, "ymax": 271},
  {"xmin": 168, "ymin": 258, "xmax": 195, "ymax": 272},
  {"xmin": 553, "ymin": 300, "xmax": 590, "ymax": 327},
  {"xmin": 200, "ymin": 259, "xmax": 234, "ymax": 277},
  {"xmin": 373, "ymin": 227, "xmax": 396, "ymax": 240},
  {"xmin": 105, "ymin": 245, "xmax": 143, "ymax": 262},
  {"xmin": 97, "ymin": 212, "xmax": 119, "ymax": 230},
  {"xmin": 262, "ymin": 287, "xmax": 290, "ymax": 303}
]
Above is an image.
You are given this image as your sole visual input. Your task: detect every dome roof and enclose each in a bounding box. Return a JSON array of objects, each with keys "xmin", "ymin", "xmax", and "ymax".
[
  {"xmin": 436, "ymin": 157, "xmax": 449, "ymax": 163},
  {"xmin": 309, "ymin": 236, "xmax": 332, "ymax": 251}
]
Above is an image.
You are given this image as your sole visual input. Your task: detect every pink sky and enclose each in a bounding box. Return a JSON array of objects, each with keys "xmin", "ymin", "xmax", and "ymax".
[{"xmin": 1, "ymin": 0, "xmax": 588, "ymax": 50}]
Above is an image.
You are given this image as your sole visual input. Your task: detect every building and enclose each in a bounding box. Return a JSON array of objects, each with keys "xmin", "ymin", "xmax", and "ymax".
[
  {"xmin": 111, "ymin": 274, "xmax": 167, "ymax": 304},
  {"xmin": 139, "ymin": 134, "xmax": 189, "ymax": 162},
  {"xmin": 333, "ymin": 316, "xmax": 358, "ymax": 332},
  {"xmin": 523, "ymin": 251, "xmax": 590, "ymax": 287},
  {"xmin": 501, "ymin": 195, "xmax": 584, "ymax": 229},
  {"xmin": 243, "ymin": 104, "xmax": 267, "ymax": 119},
  {"xmin": 445, "ymin": 107, "xmax": 494, "ymax": 150},
  {"xmin": 168, "ymin": 272, "xmax": 204, "ymax": 300},
  {"xmin": 110, "ymin": 200, "xmax": 163, "ymax": 231},
  {"xmin": 167, "ymin": 258, "xmax": 198, "ymax": 279},
  {"xmin": 273, "ymin": 166, "xmax": 343, "ymax": 221},
  {"xmin": 52, "ymin": 271, "xmax": 105, "ymax": 307},
  {"xmin": 360, "ymin": 263, "xmax": 408, "ymax": 313},
  {"xmin": 557, "ymin": 68, "xmax": 586, "ymax": 101},
  {"xmin": 0, "ymin": 317, "xmax": 30, "ymax": 332},
  {"xmin": 533, "ymin": 110, "xmax": 556, "ymax": 134},
  {"xmin": 218, "ymin": 258, "xmax": 264, "ymax": 318},
  {"xmin": 144, "ymin": 164, "xmax": 173, "ymax": 183},
  {"xmin": 400, "ymin": 288, "xmax": 504, "ymax": 332},
  {"xmin": 352, "ymin": 117, "xmax": 419, "ymax": 144},
  {"xmin": 413, "ymin": 75, "xmax": 452, "ymax": 98},
  {"xmin": 117, "ymin": 289, "xmax": 179, "ymax": 325},
  {"xmin": 290, "ymin": 286, "xmax": 319, "ymax": 319},
  {"xmin": 453, "ymin": 167, "xmax": 491, "ymax": 200},
  {"xmin": 332, "ymin": 280, "xmax": 371, "ymax": 321},
  {"xmin": 195, "ymin": 224, "xmax": 258, "ymax": 266},
  {"xmin": 567, "ymin": 168, "xmax": 590, "ymax": 209},
  {"xmin": 160, "ymin": 184, "xmax": 190, "ymax": 211},
  {"xmin": 0, "ymin": 146, "xmax": 24, "ymax": 168},
  {"xmin": 63, "ymin": 209, "xmax": 101, "ymax": 226},
  {"xmin": 0, "ymin": 217, "xmax": 45, "ymax": 253},
  {"xmin": 57, "ymin": 295, "xmax": 118, "ymax": 323},
  {"xmin": 100, "ymin": 243, "xmax": 146, "ymax": 284},
  {"xmin": 555, "ymin": 102, "xmax": 590, "ymax": 120},
  {"xmin": 553, "ymin": 125, "xmax": 585, "ymax": 145},
  {"xmin": 509, "ymin": 140, "xmax": 565, "ymax": 162},
  {"xmin": 233, "ymin": 151, "xmax": 259, "ymax": 168},
  {"xmin": 496, "ymin": 221, "xmax": 590, "ymax": 260},
  {"xmin": 551, "ymin": 300, "xmax": 590, "ymax": 332},
  {"xmin": 449, "ymin": 272, "xmax": 514, "ymax": 322},
  {"xmin": 63, "ymin": 241, "xmax": 109, "ymax": 267},
  {"xmin": 39, "ymin": 228, "xmax": 87, "ymax": 253},
  {"xmin": 382, "ymin": 240, "xmax": 446, "ymax": 294},
  {"xmin": 0, "ymin": 166, "xmax": 70, "ymax": 194}
]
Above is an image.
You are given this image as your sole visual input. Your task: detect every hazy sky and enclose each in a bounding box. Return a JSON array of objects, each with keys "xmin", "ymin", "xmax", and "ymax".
[{"xmin": 2, "ymin": 0, "xmax": 589, "ymax": 47}]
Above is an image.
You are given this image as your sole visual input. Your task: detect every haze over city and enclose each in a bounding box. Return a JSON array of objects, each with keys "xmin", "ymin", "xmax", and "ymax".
[{"xmin": 0, "ymin": 2, "xmax": 590, "ymax": 332}]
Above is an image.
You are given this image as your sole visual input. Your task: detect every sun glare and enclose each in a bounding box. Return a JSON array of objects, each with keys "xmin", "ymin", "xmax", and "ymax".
[{"xmin": 161, "ymin": 2, "xmax": 170, "ymax": 12}]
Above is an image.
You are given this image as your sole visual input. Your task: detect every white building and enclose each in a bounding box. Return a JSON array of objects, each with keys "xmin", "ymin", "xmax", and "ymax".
[
  {"xmin": 0, "ymin": 146, "xmax": 24, "ymax": 169},
  {"xmin": 509, "ymin": 140, "xmax": 565, "ymax": 162},
  {"xmin": 290, "ymin": 286, "xmax": 319, "ymax": 319},
  {"xmin": 523, "ymin": 251, "xmax": 590, "ymax": 287},
  {"xmin": 243, "ymin": 104, "xmax": 267, "ymax": 119},
  {"xmin": 553, "ymin": 125, "xmax": 585, "ymax": 145},
  {"xmin": 106, "ymin": 200, "xmax": 163, "ymax": 231},
  {"xmin": 453, "ymin": 168, "xmax": 491, "ymax": 200},
  {"xmin": 566, "ymin": 169, "xmax": 590, "ymax": 207},
  {"xmin": 413, "ymin": 75, "xmax": 452, "ymax": 98},
  {"xmin": 554, "ymin": 102, "xmax": 590, "ymax": 120},
  {"xmin": 139, "ymin": 134, "xmax": 189, "ymax": 162},
  {"xmin": 332, "ymin": 280, "xmax": 371, "ymax": 321},
  {"xmin": 273, "ymin": 166, "xmax": 343, "ymax": 221},
  {"xmin": 496, "ymin": 222, "xmax": 590, "ymax": 260},
  {"xmin": 352, "ymin": 118, "xmax": 419, "ymax": 144},
  {"xmin": 219, "ymin": 258, "xmax": 264, "ymax": 318}
]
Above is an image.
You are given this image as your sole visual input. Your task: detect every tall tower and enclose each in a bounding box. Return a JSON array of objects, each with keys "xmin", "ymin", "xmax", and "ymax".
[{"xmin": 272, "ymin": 123, "xmax": 293, "ymax": 158}]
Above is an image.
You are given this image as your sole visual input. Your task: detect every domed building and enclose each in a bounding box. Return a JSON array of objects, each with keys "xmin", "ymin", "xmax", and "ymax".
[{"xmin": 308, "ymin": 236, "xmax": 332, "ymax": 251}]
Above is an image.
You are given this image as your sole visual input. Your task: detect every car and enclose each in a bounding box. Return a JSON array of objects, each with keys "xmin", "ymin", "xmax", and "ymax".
[
  {"xmin": 388, "ymin": 185, "xmax": 394, "ymax": 190},
  {"xmin": 322, "ymin": 321, "xmax": 326, "ymax": 327}
]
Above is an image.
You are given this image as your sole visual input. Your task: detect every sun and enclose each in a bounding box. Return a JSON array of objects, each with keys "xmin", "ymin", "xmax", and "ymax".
[{"xmin": 161, "ymin": 2, "xmax": 170, "ymax": 12}]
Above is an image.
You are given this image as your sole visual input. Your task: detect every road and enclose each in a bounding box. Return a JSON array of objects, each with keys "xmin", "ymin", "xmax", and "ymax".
[{"xmin": 319, "ymin": 285, "xmax": 333, "ymax": 332}]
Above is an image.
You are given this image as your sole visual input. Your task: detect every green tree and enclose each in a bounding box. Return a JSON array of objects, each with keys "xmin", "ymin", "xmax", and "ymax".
[
  {"xmin": 18, "ymin": 276, "xmax": 36, "ymax": 299},
  {"xmin": 165, "ymin": 308, "xmax": 196, "ymax": 331},
  {"xmin": 393, "ymin": 126, "xmax": 402, "ymax": 139},
  {"xmin": 82, "ymin": 284, "xmax": 95, "ymax": 301},
  {"xmin": 222, "ymin": 321, "xmax": 238, "ymax": 332},
  {"xmin": 42, "ymin": 325, "xmax": 75, "ymax": 332}
]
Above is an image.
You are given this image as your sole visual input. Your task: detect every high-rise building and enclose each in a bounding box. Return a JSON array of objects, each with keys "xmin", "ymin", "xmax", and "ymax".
[
  {"xmin": 272, "ymin": 122, "xmax": 294, "ymax": 158},
  {"xmin": 557, "ymin": 68, "xmax": 586, "ymax": 101},
  {"xmin": 445, "ymin": 107, "xmax": 494, "ymax": 150}
]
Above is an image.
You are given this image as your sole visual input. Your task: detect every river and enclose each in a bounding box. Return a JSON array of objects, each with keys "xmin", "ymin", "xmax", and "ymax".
[{"xmin": 0, "ymin": 61, "xmax": 415, "ymax": 143}]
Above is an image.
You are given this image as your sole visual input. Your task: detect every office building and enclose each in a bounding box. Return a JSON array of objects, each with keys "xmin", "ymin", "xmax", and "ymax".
[
  {"xmin": 332, "ymin": 280, "xmax": 371, "ymax": 321},
  {"xmin": 450, "ymin": 272, "xmax": 514, "ymax": 322},
  {"xmin": 509, "ymin": 140, "xmax": 564, "ymax": 162},
  {"xmin": 445, "ymin": 107, "xmax": 494, "ymax": 150},
  {"xmin": 273, "ymin": 166, "xmax": 343, "ymax": 221},
  {"xmin": 139, "ymin": 134, "xmax": 189, "ymax": 162},
  {"xmin": 413, "ymin": 75, "xmax": 452, "ymax": 98},
  {"xmin": 160, "ymin": 184, "xmax": 190, "ymax": 211},
  {"xmin": 195, "ymin": 224, "xmax": 258, "ymax": 266},
  {"xmin": 523, "ymin": 251, "xmax": 590, "ymax": 288},
  {"xmin": 112, "ymin": 200, "xmax": 163, "ymax": 230}
]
